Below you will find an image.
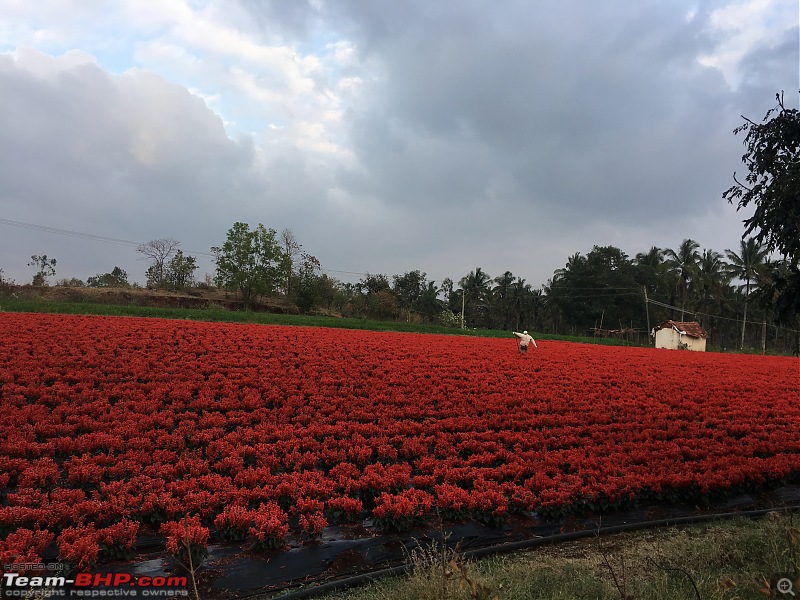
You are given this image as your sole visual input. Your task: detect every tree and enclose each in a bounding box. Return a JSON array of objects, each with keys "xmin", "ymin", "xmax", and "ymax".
[
  {"xmin": 138, "ymin": 239, "xmax": 180, "ymax": 289},
  {"xmin": 55, "ymin": 277, "xmax": 85, "ymax": 287},
  {"xmin": 165, "ymin": 250, "xmax": 198, "ymax": 290},
  {"xmin": 459, "ymin": 268, "xmax": 491, "ymax": 328},
  {"xmin": 440, "ymin": 278, "xmax": 454, "ymax": 304},
  {"xmin": 492, "ymin": 271, "xmax": 515, "ymax": 330},
  {"xmin": 28, "ymin": 255, "xmax": 56, "ymax": 286},
  {"xmin": 280, "ymin": 228, "xmax": 302, "ymax": 297},
  {"xmin": 87, "ymin": 267, "xmax": 129, "ymax": 288},
  {"xmin": 392, "ymin": 270, "xmax": 427, "ymax": 321},
  {"xmin": 754, "ymin": 257, "xmax": 800, "ymax": 351},
  {"xmin": 357, "ymin": 273, "xmax": 391, "ymax": 295},
  {"xmin": 695, "ymin": 249, "xmax": 732, "ymax": 345},
  {"xmin": 724, "ymin": 92, "xmax": 800, "ymax": 323},
  {"xmin": 509, "ymin": 278, "xmax": 533, "ymax": 332},
  {"xmin": 354, "ymin": 273, "xmax": 396, "ymax": 319},
  {"xmin": 664, "ymin": 239, "xmax": 701, "ymax": 320},
  {"xmin": 545, "ymin": 247, "xmax": 640, "ymax": 336},
  {"xmin": 294, "ymin": 253, "xmax": 323, "ymax": 314},
  {"xmin": 634, "ymin": 247, "xmax": 668, "ymax": 295},
  {"xmin": 633, "ymin": 247, "xmax": 672, "ymax": 326},
  {"xmin": 415, "ymin": 281, "xmax": 444, "ymax": 323},
  {"xmin": 0, "ymin": 269, "xmax": 15, "ymax": 294},
  {"xmin": 725, "ymin": 238, "xmax": 769, "ymax": 349},
  {"xmin": 212, "ymin": 222, "xmax": 285, "ymax": 310}
]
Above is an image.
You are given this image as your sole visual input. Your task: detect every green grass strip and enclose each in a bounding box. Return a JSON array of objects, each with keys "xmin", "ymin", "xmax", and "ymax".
[{"xmin": 0, "ymin": 296, "xmax": 632, "ymax": 345}]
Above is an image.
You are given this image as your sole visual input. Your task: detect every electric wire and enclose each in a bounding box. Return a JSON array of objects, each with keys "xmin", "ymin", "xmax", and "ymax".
[
  {"xmin": 0, "ymin": 218, "xmax": 217, "ymax": 259},
  {"xmin": 646, "ymin": 297, "xmax": 799, "ymax": 334}
]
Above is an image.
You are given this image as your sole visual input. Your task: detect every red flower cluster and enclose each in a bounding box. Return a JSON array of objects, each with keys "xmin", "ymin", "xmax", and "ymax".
[
  {"xmin": 160, "ymin": 515, "xmax": 209, "ymax": 567},
  {"xmin": 373, "ymin": 489, "xmax": 434, "ymax": 532},
  {"xmin": 0, "ymin": 528, "xmax": 54, "ymax": 570},
  {"xmin": 248, "ymin": 502, "xmax": 290, "ymax": 550},
  {"xmin": 0, "ymin": 312, "xmax": 798, "ymax": 557}
]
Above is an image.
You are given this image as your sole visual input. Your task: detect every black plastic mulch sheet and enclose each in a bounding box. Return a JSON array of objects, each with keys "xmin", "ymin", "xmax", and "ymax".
[{"xmin": 70, "ymin": 484, "xmax": 800, "ymax": 599}]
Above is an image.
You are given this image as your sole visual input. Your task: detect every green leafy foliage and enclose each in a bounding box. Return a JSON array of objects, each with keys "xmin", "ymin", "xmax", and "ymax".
[
  {"xmin": 28, "ymin": 254, "xmax": 56, "ymax": 286},
  {"xmin": 87, "ymin": 266, "xmax": 129, "ymax": 288},
  {"xmin": 212, "ymin": 222, "xmax": 286, "ymax": 310},
  {"xmin": 724, "ymin": 92, "xmax": 800, "ymax": 324}
]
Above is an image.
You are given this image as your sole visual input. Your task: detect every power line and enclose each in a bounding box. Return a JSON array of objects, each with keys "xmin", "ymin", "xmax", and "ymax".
[
  {"xmin": 0, "ymin": 218, "xmax": 143, "ymax": 248},
  {"xmin": 546, "ymin": 286, "xmax": 642, "ymax": 291},
  {"xmin": 555, "ymin": 292, "xmax": 643, "ymax": 299},
  {"xmin": 0, "ymin": 218, "xmax": 436, "ymax": 283},
  {"xmin": 0, "ymin": 218, "xmax": 419, "ymax": 278},
  {"xmin": 645, "ymin": 297, "xmax": 799, "ymax": 334},
  {"xmin": 0, "ymin": 218, "xmax": 215, "ymax": 259}
]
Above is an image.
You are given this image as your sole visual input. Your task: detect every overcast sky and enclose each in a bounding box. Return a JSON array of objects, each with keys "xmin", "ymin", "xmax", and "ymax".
[{"xmin": 1, "ymin": 0, "xmax": 798, "ymax": 289}]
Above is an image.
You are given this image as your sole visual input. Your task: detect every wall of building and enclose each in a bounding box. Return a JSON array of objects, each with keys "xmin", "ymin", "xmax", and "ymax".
[{"xmin": 655, "ymin": 328, "xmax": 706, "ymax": 351}]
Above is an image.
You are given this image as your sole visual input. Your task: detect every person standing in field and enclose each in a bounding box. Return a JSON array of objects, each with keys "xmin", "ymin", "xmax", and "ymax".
[{"xmin": 512, "ymin": 331, "xmax": 537, "ymax": 355}]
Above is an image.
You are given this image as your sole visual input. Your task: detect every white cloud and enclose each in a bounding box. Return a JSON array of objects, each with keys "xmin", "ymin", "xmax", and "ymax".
[{"xmin": 699, "ymin": 0, "xmax": 798, "ymax": 87}]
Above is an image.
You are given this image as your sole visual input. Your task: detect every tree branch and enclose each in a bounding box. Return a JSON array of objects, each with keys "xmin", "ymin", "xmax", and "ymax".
[{"xmin": 647, "ymin": 558, "xmax": 701, "ymax": 600}]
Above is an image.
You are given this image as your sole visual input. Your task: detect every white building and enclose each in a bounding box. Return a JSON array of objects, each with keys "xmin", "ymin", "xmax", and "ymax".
[{"xmin": 653, "ymin": 320, "xmax": 709, "ymax": 351}]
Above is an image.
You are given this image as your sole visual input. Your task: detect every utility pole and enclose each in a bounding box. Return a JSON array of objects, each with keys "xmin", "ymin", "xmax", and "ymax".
[
  {"xmin": 643, "ymin": 286, "xmax": 651, "ymax": 345},
  {"xmin": 461, "ymin": 291, "xmax": 465, "ymax": 330}
]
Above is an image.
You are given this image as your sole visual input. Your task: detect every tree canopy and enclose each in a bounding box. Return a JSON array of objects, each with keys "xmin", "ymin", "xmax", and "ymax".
[
  {"xmin": 87, "ymin": 267, "xmax": 129, "ymax": 288},
  {"xmin": 28, "ymin": 255, "xmax": 57, "ymax": 286},
  {"xmin": 212, "ymin": 222, "xmax": 285, "ymax": 310},
  {"xmin": 724, "ymin": 92, "xmax": 800, "ymax": 323}
]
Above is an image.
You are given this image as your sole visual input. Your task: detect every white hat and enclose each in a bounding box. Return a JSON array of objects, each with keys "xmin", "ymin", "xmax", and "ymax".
[{"xmin": 523, "ymin": 330, "xmax": 527, "ymax": 334}]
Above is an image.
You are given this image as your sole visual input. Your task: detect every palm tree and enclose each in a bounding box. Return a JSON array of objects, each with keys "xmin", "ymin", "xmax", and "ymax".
[
  {"xmin": 697, "ymin": 249, "xmax": 730, "ymax": 313},
  {"xmin": 634, "ymin": 246, "xmax": 665, "ymax": 268},
  {"xmin": 554, "ymin": 252, "xmax": 584, "ymax": 280},
  {"xmin": 696, "ymin": 249, "xmax": 732, "ymax": 344},
  {"xmin": 634, "ymin": 246, "xmax": 668, "ymax": 322},
  {"xmin": 492, "ymin": 271, "xmax": 515, "ymax": 330},
  {"xmin": 509, "ymin": 278, "xmax": 533, "ymax": 332},
  {"xmin": 459, "ymin": 268, "xmax": 491, "ymax": 328},
  {"xmin": 725, "ymin": 238, "xmax": 769, "ymax": 349},
  {"xmin": 542, "ymin": 273, "xmax": 565, "ymax": 334},
  {"xmin": 530, "ymin": 288, "xmax": 545, "ymax": 332},
  {"xmin": 664, "ymin": 239, "xmax": 701, "ymax": 320}
]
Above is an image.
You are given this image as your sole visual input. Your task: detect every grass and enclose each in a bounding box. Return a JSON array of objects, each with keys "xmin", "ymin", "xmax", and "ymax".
[
  {"xmin": 0, "ymin": 296, "xmax": 633, "ymax": 345},
  {"xmin": 298, "ymin": 512, "xmax": 799, "ymax": 600}
]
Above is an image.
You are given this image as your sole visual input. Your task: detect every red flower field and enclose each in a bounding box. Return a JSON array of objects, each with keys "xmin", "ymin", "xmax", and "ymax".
[{"xmin": 0, "ymin": 312, "xmax": 798, "ymax": 568}]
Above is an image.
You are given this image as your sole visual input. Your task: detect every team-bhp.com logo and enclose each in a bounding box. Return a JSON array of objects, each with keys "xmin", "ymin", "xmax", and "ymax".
[{"xmin": 2, "ymin": 570, "xmax": 188, "ymax": 598}]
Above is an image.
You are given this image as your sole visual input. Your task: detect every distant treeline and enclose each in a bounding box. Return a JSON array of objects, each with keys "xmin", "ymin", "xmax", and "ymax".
[{"xmin": 4, "ymin": 227, "xmax": 797, "ymax": 354}]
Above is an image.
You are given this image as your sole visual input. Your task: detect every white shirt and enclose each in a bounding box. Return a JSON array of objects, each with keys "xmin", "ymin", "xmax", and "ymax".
[{"xmin": 513, "ymin": 332, "xmax": 537, "ymax": 347}]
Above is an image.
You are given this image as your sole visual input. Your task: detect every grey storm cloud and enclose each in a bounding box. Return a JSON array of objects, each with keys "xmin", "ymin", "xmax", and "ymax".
[
  {"xmin": 321, "ymin": 0, "xmax": 742, "ymax": 222},
  {"xmin": 0, "ymin": 0, "xmax": 796, "ymax": 286},
  {"xmin": 1, "ymin": 52, "xmax": 255, "ymax": 221},
  {"xmin": 0, "ymin": 50, "xmax": 269, "ymax": 281}
]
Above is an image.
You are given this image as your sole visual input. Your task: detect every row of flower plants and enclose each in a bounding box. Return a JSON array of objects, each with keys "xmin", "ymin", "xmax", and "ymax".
[{"xmin": 0, "ymin": 312, "xmax": 798, "ymax": 572}]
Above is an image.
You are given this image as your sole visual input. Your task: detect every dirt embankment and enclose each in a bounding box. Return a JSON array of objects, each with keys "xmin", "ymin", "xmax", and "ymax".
[{"xmin": 5, "ymin": 284, "xmax": 301, "ymax": 314}]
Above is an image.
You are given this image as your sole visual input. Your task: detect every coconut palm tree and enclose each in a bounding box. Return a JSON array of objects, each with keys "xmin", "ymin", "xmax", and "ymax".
[
  {"xmin": 697, "ymin": 249, "xmax": 730, "ymax": 312},
  {"xmin": 542, "ymin": 274, "xmax": 565, "ymax": 334},
  {"xmin": 725, "ymin": 238, "xmax": 770, "ymax": 349},
  {"xmin": 459, "ymin": 268, "xmax": 492, "ymax": 328},
  {"xmin": 664, "ymin": 239, "xmax": 701, "ymax": 320},
  {"xmin": 634, "ymin": 246, "xmax": 669, "ymax": 322},
  {"xmin": 509, "ymin": 277, "xmax": 533, "ymax": 332},
  {"xmin": 696, "ymin": 249, "xmax": 732, "ymax": 345},
  {"xmin": 492, "ymin": 271, "xmax": 515, "ymax": 330}
]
